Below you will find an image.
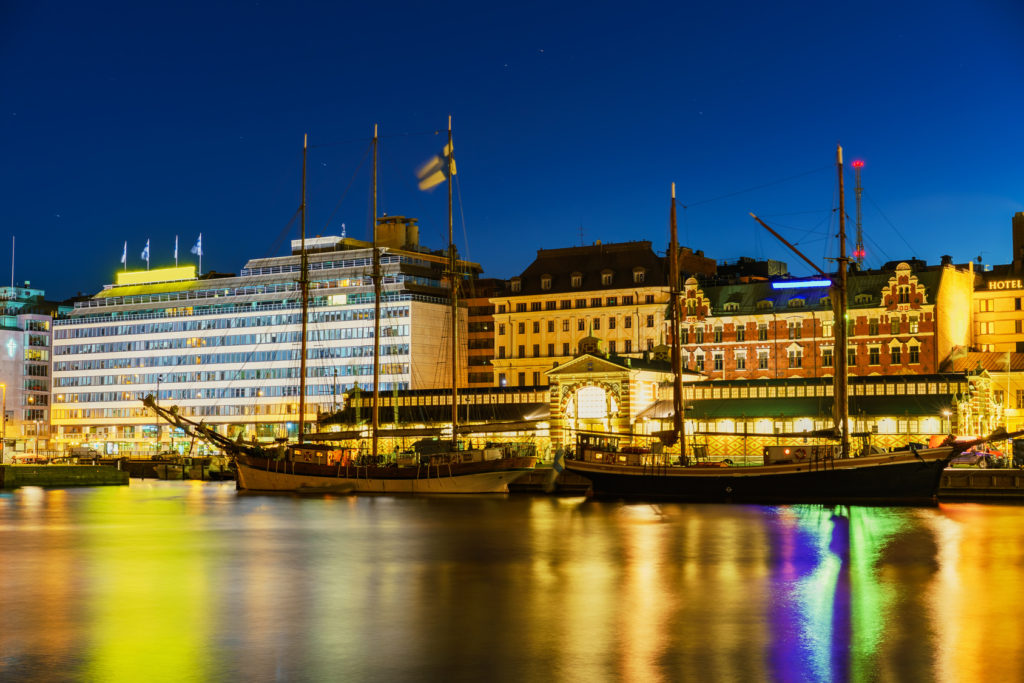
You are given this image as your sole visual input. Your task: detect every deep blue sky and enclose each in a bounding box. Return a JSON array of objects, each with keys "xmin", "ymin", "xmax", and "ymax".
[{"xmin": 3, "ymin": 1, "xmax": 1022, "ymax": 300}]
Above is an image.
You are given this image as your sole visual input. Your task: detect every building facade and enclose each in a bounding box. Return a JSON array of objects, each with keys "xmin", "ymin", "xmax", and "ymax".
[
  {"xmin": 489, "ymin": 241, "xmax": 716, "ymax": 388},
  {"xmin": 51, "ymin": 224, "xmax": 480, "ymax": 456},
  {"xmin": 0, "ymin": 283, "xmax": 68, "ymax": 460}
]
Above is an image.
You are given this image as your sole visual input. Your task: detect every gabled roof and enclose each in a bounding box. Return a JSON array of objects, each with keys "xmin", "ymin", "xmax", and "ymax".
[{"xmin": 514, "ymin": 241, "xmax": 668, "ymax": 295}]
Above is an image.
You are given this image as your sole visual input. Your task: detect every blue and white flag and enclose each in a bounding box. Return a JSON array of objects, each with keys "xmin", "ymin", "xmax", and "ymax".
[
  {"xmin": 120, "ymin": 241, "xmax": 127, "ymax": 265},
  {"xmin": 174, "ymin": 235, "xmax": 179, "ymax": 261},
  {"xmin": 141, "ymin": 239, "xmax": 150, "ymax": 265},
  {"xmin": 190, "ymin": 233, "xmax": 202, "ymax": 256}
]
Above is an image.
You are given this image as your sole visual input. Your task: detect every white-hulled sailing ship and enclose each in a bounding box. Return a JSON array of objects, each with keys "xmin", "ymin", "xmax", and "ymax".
[{"xmin": 146, "ymin": 121, "xmax": 536, "ymax": 493}]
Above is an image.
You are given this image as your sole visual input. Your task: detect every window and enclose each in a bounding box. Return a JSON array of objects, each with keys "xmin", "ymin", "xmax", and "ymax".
[
  {"xmin": 609, "ymin": 341, "xmax": 616, "ymax": 353},
  {"xmin": 891, "ymin": 346, "xmax": 902, "ymax": 364},
  {"xmin": 518, "ymin": 372, "xmax": 526, "ymax": 386},
  {"xmin": 681, "ymin": 327, "xmax": 689, "ymax": 344},
  {"xmin": 633, "ymin": 268, "xmax": 645, "ymax": 284},
  {"xmin": 510, "ymin": 278, "xmax": 521, "ymax": 292},
  {"xmin": 758, "ymin": 351, "xmax": 769, "ymax": 369},
  {"xmin": 497, "ymin": 305, "xmax": 506, "ymax": 314},
  {"xmin": 724, "ymin": 302, "xmax": 739, "ymax": 312},
  {"xmin": 562, "ymin": 342, "xmax": 570, "ymax": 355},
  {"xmin": 995, "ymin": 390, "xmax": 1005, "ymax": 406},
  {"xmin": 788, "ymin": 298, "xmax": 804, "ymax": 308},
  {"xmin": 606, "ymin": 297, "xmax": 617, "ymax": 307},
  {"xmin": 736, "ymin": 326, "xmax": 745, "ymax": 342},
  {"xmin": 1018, "ymin": 320, "xmax": 1023, "ymax": 334},
  {"xmin": 575, "ymin": 299, "xmax": 586, "ymax": 308},
  {"xmin": 696, "ymin": 355, "xmax": 705, "ymax": 372},
  {"xmin": 517, "ymin": 345, "xmax": 525, "ymax": 358},
  {"xmin": 646, "ymin": 315, "xmax": 654, "ymax": 328},
  {"xmin": 593, "ymin": 319, "xmax": 601, "ymax": 331},
  {"xmin": 848, "ymin": 347, "xmax": 857, "ymax": 366},
  {"xmin": 578, "ymin": 319, "xmax": 585, "ymax": 331},
  {"xmin": 757, "ymin": 300, "xmax": 773, "ymax": 310},
  {"xmin": 714, "ymin": 327, "xmax": 723, "ymax": 343},
  {"xmin": 601, "ymin": 271, "xmax": 613, "ymax": 286},
  {"xmin": 979, "ymin": 321, "xmax": 995, "ymax": 335},
  {"xmin": 713, "ymin": 353, "xmax": 723, "ymax": 371},
  {"xmin": 735, "ymin": 353, "xmax": 746, "ymax": 370},
  {"xmin": 695, "ymin": 327, "xmax": 704, "ymax": 344},
  {"xmin": 547, "ymin": 320, "xmax": 555, "ymax": 333},
  {"xmin": 546, "ymin": 300, "xmax": 557, "ymax": 310},
  {"xmin": 645, "ymin": 295, "xmax": 655, "ymax": 304},
  {"xmin": 1017, "ymin": 390, "xmax": 1024, "ymax": 410},
  {"xmin": 891, "ymin": 319, "xmax": 900, "ymax": 334},
  {"xmin": 532, "ymin": 372, "xmax": 541, "ymax": 386},
  {"xmin": 979, "ymin": 299, "xmax": 994, "ymax": 312},
  {"xmin": 608, "ymin": 317, "xmax": 617, "ymax": 330},
  {"xmin": 561, "ymin": 300, "xmax": 572, "ymax": 309},
  {"xmin": 571, "ymin": 273, "xmax": 582, "ymax": 288},
  {"xmin": 909, "ymin": 345, "xmax": 919, "ymax": 364},
  {"xmin": 498, "ymin": 346, "xmax": 506, "ymax": 359},
  {"xmin": 788, "ymin": 321, "xmax": 801, "ymax": 340},
  {"xmin": 788, "ymin": 349, "xmax": 802, "ymax": 368},
  {"xmin": 531, "ymin": 302, "xmax": 542, "ymax": 312},
  {"xmin": 869, "ymin": 347, "xmax": 880, "ymax": 365},
  {"xmin": 533, "ymin": 321, "xmax": 540, "ymax": 333},
  {"xmin": 822, "ymin": 347, "xmax": 834, "ymax": 367},
  {"xmin": 897, "ymin": 286, "xmax": 910, "ymax": 304},
  {"xmin": 623, "ymin": 295, "xmax": 633, "ymax": 305},
  {"xmin": 1017, "ymin": 298, "xmax": 1022, "ymax": 311},
  {"xmin": 624, "ymin": 317, "xmax": 632, "ymax": 329},
  {"xmin": 532, "ymin": 344, "xmax": 540, "ymax": 357},
  {"xmin": 823, "ymin": 321, "xmax": 833, "ymax": 339},
  {"xmin": 819, "ymin": 296, "xmax": 831, "ymax": 308},
  {"xmin": 498, "ymin": 324, "xmax": 506, "ymax": 335},
  {"xmin": 548, "ymin": 343, "xmax": 554, "ymax": 357},
  {"xmin": 624, "ymin": 340, "xmax": 632, "ymax": 353},
  {"xmin": 758, "ymin": 324, "xmax": 768, "ymax": 341},
  {"xmin": 541, "ymin": 275, "xmax": 552, "ymax": 290},
  {"xmin": 498, "ymin": 373, "xmax": 507, "ymax": 386},
  {"xmin": 869, "ymin": 318, "xmax": 879, "ymax": 335},
  {"xmin": 591, "ymin": 298, "xmax": 602, "ymax": 307},
  {"xmin": 647, "ymin": 339, "xmax": 654, "ymax": 351},
  {"xmin": 516, "ymin": 303, "xmax": 527, "ymax": 313},
  {"xmin": 518, "ymin": 322, "xmax": 525, "ymax": 334}
]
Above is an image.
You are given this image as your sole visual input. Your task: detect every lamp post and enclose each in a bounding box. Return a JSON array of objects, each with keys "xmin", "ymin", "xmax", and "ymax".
[{"xmin": 0, "ymin": 383, "xmax": 5, "ymax": 465}]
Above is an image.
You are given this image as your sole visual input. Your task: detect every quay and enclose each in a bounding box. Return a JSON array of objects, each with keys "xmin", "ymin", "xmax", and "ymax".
[
  {"xmin": 0, "ymin": 464, "xmax": 129, "ymax": 489},
  {"xmin": 939, "ymin": 469, "xmax": 1024, "ymax": 500}
]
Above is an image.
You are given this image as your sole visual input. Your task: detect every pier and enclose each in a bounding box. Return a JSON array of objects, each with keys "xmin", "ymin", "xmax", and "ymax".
[{"xmin": 0, "ymin": 464, "xmax": 129, "ymax": 489}]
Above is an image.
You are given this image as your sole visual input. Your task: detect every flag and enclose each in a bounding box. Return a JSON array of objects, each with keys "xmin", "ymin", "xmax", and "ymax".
[
  {"xmin": 190, "ymin": 233, "xmax": 202, "ymax": 256},
  {"xmin": 174, "ymin": 235, "xmax": 178, "ymax": 260},
  {"xmin": 120, "ymin": 241, "xmax": 127, "ymax": 265},
  {"xmin": 141, "ymin": 239, "xmax": 150, "ymax": 261},
  {"xmin": 416, "ymin": 141, "xmax": 456, "ymax": 191}
]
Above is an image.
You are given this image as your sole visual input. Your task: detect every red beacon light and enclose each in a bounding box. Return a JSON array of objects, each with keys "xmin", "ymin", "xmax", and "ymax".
[{"xmin": 852, "ymin": 160, "xmax": 865, "ymax": 169}]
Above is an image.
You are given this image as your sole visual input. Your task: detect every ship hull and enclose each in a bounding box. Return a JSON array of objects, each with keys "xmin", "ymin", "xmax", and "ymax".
[
  {"xmin": 236, "ymin": 455, "xmax": 537, "ymax": 494},
  {"xmin": 565, "ymin": 448, "xmax": 953, "ymax": 505}
]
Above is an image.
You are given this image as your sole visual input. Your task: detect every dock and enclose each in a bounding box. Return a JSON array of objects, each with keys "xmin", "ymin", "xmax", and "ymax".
[
  {"xmin": 939, "ymin": 468, "xmax": 1024, "ymax": 500},
  {"xmin": 1, "ymin": 464, "xmax": 130, "ymax": 489}
]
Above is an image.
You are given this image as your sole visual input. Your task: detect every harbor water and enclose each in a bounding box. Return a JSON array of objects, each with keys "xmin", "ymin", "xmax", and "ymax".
[{"xmin": 3, "ymin": 481, "xmax": 1024, "ymax": 682}]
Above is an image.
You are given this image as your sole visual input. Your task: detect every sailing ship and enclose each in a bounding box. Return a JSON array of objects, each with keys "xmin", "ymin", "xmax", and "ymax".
[
  {"xmin": 563, "ymin": 147, "xmax": 991, "ymax": 504},
  {"xmin": 146, "ymin": 122, "xmax": 536, "ymax": 493}
]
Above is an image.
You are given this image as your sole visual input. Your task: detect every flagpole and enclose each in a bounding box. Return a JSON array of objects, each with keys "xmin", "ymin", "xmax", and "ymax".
[{"xmin": 175, "ymin": 235, "xmax": 179, "ymax": 267}]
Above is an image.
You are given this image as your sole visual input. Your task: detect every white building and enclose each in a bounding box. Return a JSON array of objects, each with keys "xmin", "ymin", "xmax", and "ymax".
[{"xmin": 52, "ymin": 221, "xmax": 478, "ymax": 456}]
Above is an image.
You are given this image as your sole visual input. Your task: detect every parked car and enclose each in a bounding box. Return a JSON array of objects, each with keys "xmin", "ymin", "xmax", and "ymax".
[{"xmin": 950, "ymin": 448, "xmax": 1007, "ymax": 468}]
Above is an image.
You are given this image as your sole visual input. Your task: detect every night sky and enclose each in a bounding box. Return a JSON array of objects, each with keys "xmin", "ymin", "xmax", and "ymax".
[{"xmin": 3, "ymin": 1, "xmax": 1022, "ymax": 300}]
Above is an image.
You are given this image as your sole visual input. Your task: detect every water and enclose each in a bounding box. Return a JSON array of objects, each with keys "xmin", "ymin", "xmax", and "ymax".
[{"xmin": 2, "ymin": 482, "xmax": 1024, "ymax": 682}]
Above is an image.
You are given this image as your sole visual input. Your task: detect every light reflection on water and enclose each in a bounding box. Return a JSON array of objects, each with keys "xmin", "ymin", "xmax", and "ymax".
[{"xmin": 3, "ymin": 482, "xmax": 1024, "ymax": 682}]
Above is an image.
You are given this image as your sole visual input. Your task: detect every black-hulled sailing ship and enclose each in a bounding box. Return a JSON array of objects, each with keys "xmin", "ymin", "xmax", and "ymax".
[
  {"xmin": 146, "ymin": 122, "xmax": 536, "ymax": 493},
  {"xmin": 564, "ymin": 148, "xmax": 982, "ymax": 505}
]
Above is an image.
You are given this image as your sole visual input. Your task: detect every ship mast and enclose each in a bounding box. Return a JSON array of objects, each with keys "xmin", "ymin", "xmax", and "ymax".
[
  {"xmin": 298, "ymin": 134, "xmax": 309, "ymax": 445},
  {"xmin": 834, "ymin": 145, "xmax": 851, "ymax": 459},
  {"xmin": 447, "ymin": 115, "xmax": 459, "ymax": 449},
  {"xmin": 371, "ymin": 125, "xmax": 381, "ymax": 459},
  {"xmin": 668, "ymin": 183, "xmax": 685, "ymax": 460}
]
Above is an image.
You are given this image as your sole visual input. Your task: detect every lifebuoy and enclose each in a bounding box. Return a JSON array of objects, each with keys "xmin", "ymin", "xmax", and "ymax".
[{"xmin": 794, "ymin": 448, "xmax": 807, "ymax": 460}]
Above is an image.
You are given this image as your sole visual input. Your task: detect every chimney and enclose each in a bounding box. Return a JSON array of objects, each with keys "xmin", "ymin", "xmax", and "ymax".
[{"xmin": 1013, "ymin": 212, "xmax": 1024, "ymax": 273}]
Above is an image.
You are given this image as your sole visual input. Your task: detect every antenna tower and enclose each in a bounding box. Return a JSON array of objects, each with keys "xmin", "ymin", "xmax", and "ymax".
[{"xmin": 852, "ymin": 160, "xmax": 865, "ymax": 267}]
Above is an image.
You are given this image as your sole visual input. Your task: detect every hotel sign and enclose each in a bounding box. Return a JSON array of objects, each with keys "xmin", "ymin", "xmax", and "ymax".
[{"xmin": 987, "ymin": 279, "xmax": 1023, "ymax": 290}]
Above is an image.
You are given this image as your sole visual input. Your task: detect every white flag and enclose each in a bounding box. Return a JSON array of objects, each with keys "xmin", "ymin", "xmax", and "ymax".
[
  {"xmin": 190, "ymin": 233, "xmax": 202, "ymax": 256},
  {"xmin": 120, "ymin": 241, "xmax": 127, "ymax": 265},
  {"xmin": 174, "ymin": 235, "xmax": 178, "ymax": 260}
]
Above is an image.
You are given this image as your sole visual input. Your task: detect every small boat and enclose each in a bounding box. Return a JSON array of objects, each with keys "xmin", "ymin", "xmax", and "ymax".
[{"xmin": 564, "ymin": 151, "xmax": 985, "ymax": 505}]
